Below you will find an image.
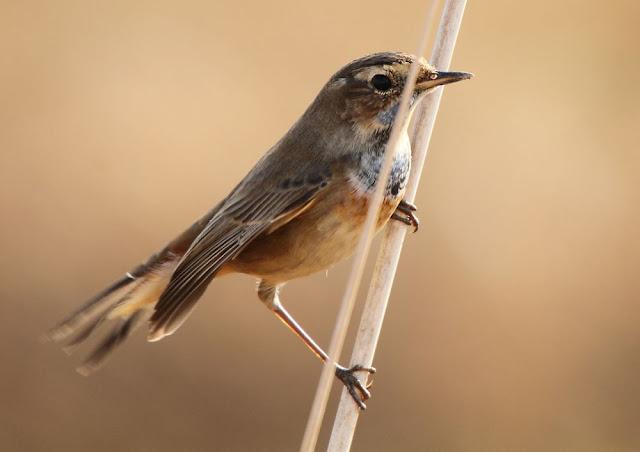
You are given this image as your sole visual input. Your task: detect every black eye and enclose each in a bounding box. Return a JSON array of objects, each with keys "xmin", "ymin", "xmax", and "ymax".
[{"xmin": 371, "ymin": 74, "xmax": 392, "ymax": 91}]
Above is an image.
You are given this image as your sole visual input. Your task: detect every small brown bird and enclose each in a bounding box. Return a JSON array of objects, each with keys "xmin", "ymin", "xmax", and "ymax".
[{"xmin": 48, "ymin": 52, "xmax": 471, "ymax": 409}]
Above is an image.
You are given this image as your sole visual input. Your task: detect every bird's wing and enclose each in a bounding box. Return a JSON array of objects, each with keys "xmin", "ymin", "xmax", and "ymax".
[{"xmin": 148, "ymin": 163, "xmax": 332, "ymax": 340}]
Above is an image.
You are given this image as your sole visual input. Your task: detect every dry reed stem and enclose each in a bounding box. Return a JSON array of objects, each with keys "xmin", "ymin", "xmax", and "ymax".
[
  {"xmin": 326, "ymin": 0, "xmax": 469, "ymax": 450},
  {"xmin": 299, "ymin": 2, "xmax": 443, "ymax": 450}
]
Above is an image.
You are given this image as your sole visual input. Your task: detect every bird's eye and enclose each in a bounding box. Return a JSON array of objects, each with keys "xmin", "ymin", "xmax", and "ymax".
[{"xmin": 371, "ymin": 74, "xmax": 392, "ymax": 91}]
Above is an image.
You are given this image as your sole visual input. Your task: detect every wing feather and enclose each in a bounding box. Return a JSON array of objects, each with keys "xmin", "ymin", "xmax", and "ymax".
[{"xmin": 148, "ymin": 173, "xmax": 330, "ymax": 340}]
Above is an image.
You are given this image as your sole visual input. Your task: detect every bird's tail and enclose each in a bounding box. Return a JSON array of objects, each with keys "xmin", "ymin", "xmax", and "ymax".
[{"xmin": 46, "ymin": 261, "xmax": 174, "ymax": 375}]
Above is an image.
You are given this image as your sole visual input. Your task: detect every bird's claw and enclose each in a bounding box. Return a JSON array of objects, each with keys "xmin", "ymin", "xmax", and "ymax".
[
  {"xmin": 398, "ymin": 200, "xmax": 417, "ymax": 212},
  {"xmin": 335, "ymin": 364, "xmax": 377, "ymax": 410},
  {"xmin": 392, "ymin": 200, "xmax": 419, "ymax": 232}
]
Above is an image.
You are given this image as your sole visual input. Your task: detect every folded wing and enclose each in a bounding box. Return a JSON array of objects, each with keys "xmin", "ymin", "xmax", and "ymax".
[{"xmin": 148, "ymin": 170, "xmax": 331, "ymax": 341}]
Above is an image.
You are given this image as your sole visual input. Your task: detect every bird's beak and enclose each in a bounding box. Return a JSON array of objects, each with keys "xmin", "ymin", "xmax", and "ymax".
[{"xmin": 415, "ymin": 70, "xmax": 473, "ymax": 91}]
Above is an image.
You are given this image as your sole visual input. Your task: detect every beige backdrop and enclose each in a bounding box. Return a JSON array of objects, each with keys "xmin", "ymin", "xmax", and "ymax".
[{"xmin": 1, "ymin": 0, "xmax": 639, "ymax": 450}]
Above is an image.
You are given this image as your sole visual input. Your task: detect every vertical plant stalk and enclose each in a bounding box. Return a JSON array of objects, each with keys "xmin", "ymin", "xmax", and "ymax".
[
  {"xmin": 299, "ymin": 3, "xmax": 440, "ymax": 451},
  {"xmin": 327, "ymin": 0, "xmax": 469, "ymax": 451}
]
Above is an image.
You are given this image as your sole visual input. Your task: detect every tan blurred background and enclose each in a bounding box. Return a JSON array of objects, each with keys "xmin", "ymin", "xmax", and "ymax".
[{"xmin": 1, "ymin": 0, "xmax": 639, "ymax": 450}]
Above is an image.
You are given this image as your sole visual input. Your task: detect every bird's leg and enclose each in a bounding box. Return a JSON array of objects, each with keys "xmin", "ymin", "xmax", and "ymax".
[
  {"xmin": 257, "ymin": 281, "xmax": 376, "ymax": 409},
  {"xmin": 391, "ymin": 199, "xmax": 419, "ymax": 232}
]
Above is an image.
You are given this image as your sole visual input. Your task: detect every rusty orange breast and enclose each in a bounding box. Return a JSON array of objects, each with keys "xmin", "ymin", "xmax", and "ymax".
[{"xmin": 335, "ymin": 180, "xmax": 404, "ymax": 231}]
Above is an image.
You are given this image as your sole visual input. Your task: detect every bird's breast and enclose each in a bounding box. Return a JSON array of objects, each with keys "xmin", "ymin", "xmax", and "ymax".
[
  {"xmin": 227, "ymin": 137, "xmax": 412, "ymax": 283},
  {"xmin": 347, "ymin": 134, "xmax": 412, "ymax": 202}
]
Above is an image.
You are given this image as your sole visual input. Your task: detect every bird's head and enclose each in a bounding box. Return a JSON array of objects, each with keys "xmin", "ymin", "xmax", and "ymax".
[{"xmin": 319, "ymin": 52, "xmax": 472, "ymax": 139}]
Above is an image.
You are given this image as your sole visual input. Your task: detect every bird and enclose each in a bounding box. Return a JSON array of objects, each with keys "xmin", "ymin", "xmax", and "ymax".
[{"xmin": 47, "ymin": 52, "xmax": 471, "ymax": 409}]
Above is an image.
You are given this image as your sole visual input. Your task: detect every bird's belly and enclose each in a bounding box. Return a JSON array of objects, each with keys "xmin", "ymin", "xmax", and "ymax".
[{"xmin": 228, "ymin": 181, "xmax": 402, "ymax": 283}]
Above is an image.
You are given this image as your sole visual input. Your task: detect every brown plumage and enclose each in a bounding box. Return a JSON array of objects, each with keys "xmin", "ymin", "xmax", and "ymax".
[{"xmin": 47, "ymin": 52, "xmax": 471, "ymax": 409}]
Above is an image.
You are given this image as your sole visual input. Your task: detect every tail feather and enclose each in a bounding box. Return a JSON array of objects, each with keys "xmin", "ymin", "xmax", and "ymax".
[
  {"xmin": 48, "ymin": 205, "xmax": 226, "ymax": 373},
  {"xmin": 61, "ymin": 315, "xmax": 107, "ymax": 355},
  {"xmin": 48, "ymin": 261, "xmax": 173, "ymax": 373},
  {"xmin": 47, "ymin": 272, "xmax": 140, "ymax": 343},
  {"xmin": 76, "ymin": 310, "xmax": 145, "ymax": 376}
]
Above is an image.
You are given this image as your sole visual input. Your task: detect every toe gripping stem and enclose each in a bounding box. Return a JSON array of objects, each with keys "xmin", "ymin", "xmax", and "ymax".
[
  {"xmin": 392, "ymin": 200, "xmax": 419, "ymax": 232},
  {"xmin": 335, "ymin": 364, "xmax": 377, "ymax": 410}
]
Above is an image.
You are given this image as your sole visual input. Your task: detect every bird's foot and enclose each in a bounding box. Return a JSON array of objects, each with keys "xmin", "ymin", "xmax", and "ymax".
[
  {"xmin": 392, "ymin": 200, "xmax": 419, "ymax": 232},
  {"xmin": 335, "ymin": 364, "xmax": 377, "ymax": 410}
]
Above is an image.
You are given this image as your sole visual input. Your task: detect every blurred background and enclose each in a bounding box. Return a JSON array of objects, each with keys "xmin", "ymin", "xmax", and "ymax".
[{"xmin": 1, "ymin": 0, "xmax": 639, "ymax": 450}]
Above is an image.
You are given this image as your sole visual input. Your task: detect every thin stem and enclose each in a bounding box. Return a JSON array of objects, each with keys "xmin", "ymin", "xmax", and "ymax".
[
  {"xmin": 299, "ymin": 2, "xmax": 440, "ymax": 451},
  {"xmin": 327, "ymin": 0, "xmax": 469, "ymax": 451}
]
